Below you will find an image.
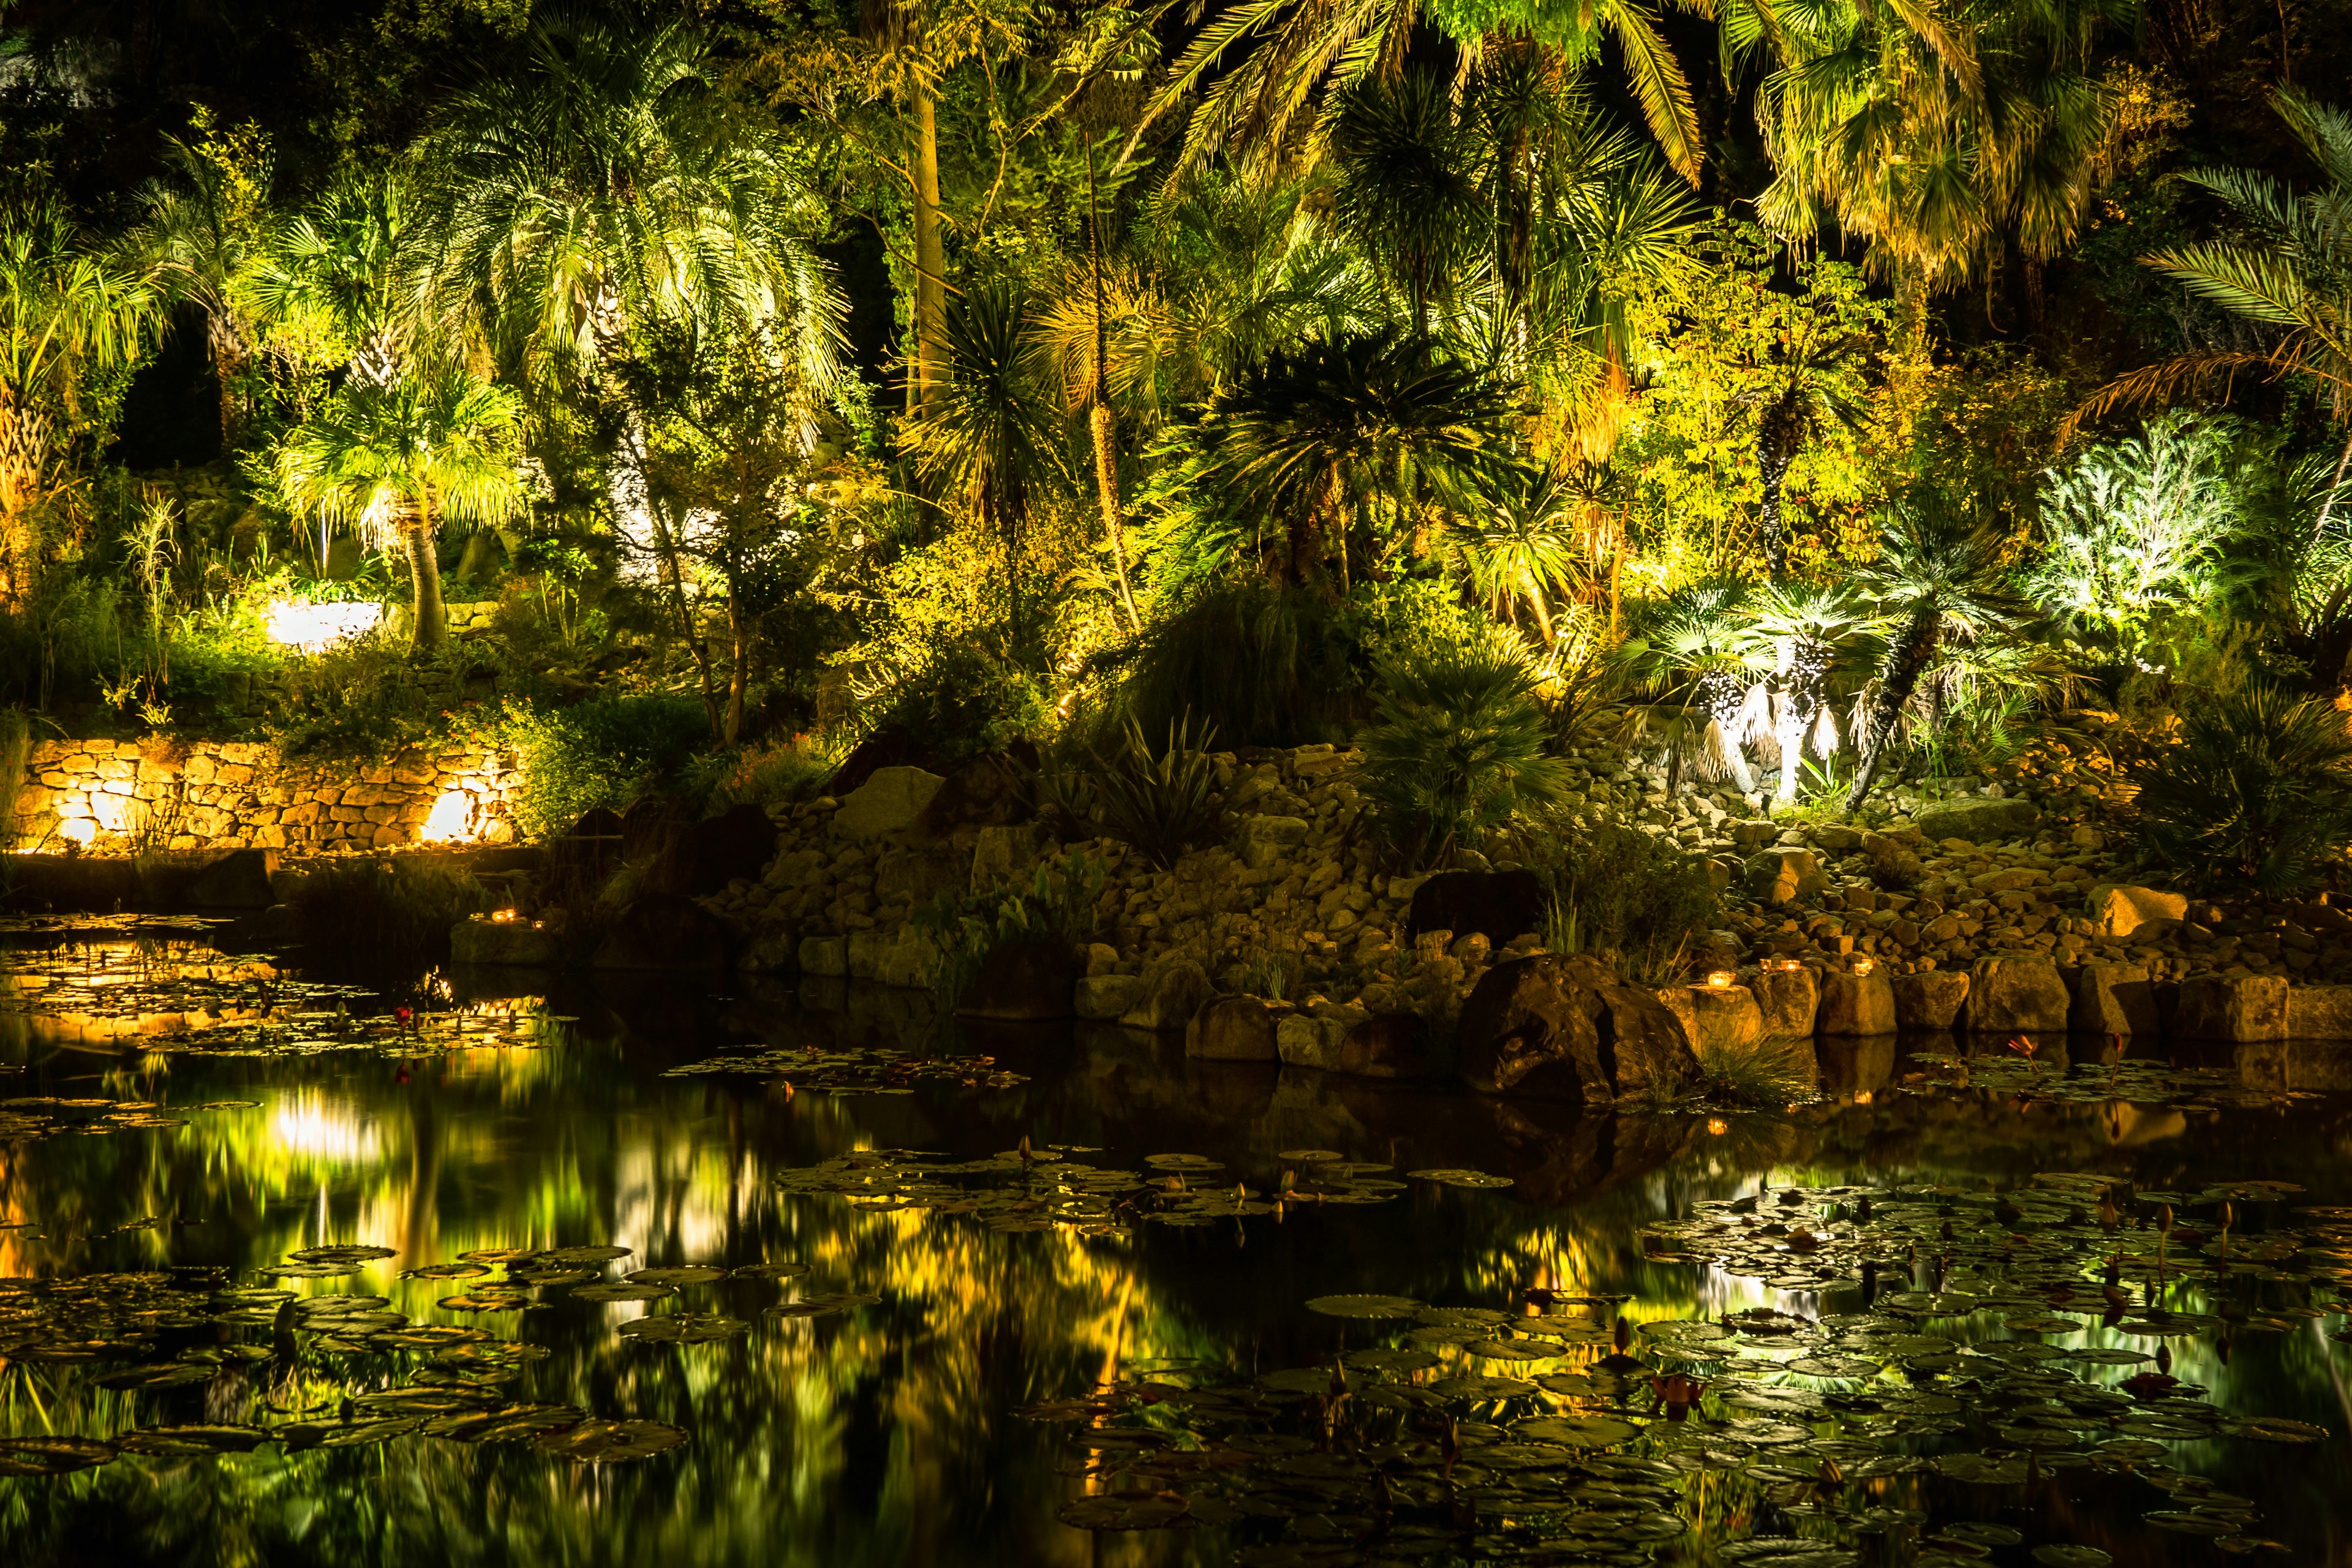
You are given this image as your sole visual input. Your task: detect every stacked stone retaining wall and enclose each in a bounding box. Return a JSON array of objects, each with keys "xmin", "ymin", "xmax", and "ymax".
[{"xmin": 9, "ymin": 738, "xmax": 520, "ymax": 854}]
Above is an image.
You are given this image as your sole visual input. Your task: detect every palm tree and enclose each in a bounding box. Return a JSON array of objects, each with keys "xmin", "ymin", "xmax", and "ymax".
[
  {"xmin": 1729, "ymin": 331, "xmax": 1871, "ymax": 575},
  {"xmin": 275, "ymin": 368, "xmax": 525, "ymax": 652},
  {"xmin": 2075, "ymin": 91, "xmax": 2352, "ymax": 535},
  {"xmin": 139, "ymin": 128, "xmax": 276, "ymax": 446},
  {"xmin": 1186, "ymin": 330, "xmax": 1518, "ymax": 589},
  {"xmin": 0, "ymin": 206, "xmax": 160, "ymax": 603},
  {"xmin": 1145, "ymin": 0, "xmax": 1707, "ymax": 187},
  {"xmin": 1326, "ymin": 70, "xmax": 1483, "ymax": 339},
  {"xmin": 418, "ymin": 3, "xmax": 837, "ymax": 551},
  {"xmin": 1747, "ymin": 0, "xmax": 2124, "ymax": 339},
  {"xmin": 250, "ymin": 168, "xmax": 423, "ymax": 392},
  {"xmin": 1749, "ymin": 582, "xmax": 1864, "ymax": 806},
  {"xmin": 1610, "ymin": 581, "xmax": 1772, "ymax": 794},
  {"xmin": 1843, "ymin": 498, "xmax": 2028, "ymax": 811},
  {"xmin": 1446, "ymin": 464, "xmax": 1591, "ymax": 642}
]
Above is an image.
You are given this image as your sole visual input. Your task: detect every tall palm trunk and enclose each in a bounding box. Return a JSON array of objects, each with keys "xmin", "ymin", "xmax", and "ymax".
[
  {"xmin": 404, "ymin": 508, "xmax": 447, "ymax": 652},
  {"xmin": 911, "ymin": 88, "xmax": 948, "ymax": 415},
  {"xmin": 1084, "ymin": 148, "xmax": 1139, "ymax": 632},
  {"xmin": 1845, "ymin": 606, "xmax": 1940, "ymax": 811},
  {"xmin": 0, "ymin": 394, "xmax": 49, "ymax": 603}
]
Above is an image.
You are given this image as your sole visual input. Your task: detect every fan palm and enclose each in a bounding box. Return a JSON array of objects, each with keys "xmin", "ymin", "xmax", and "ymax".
[
  {"xmin": 1746, "ymin": 0, "xmax": 2125, "ymax": 331},
  {"xmin": 250, "ymin": 168, "xmax": 423, "ymax": 391},
  {"xmin": 1447, "ymin": 463, "xmax": 1591, "ymax": 642},
  {"xmin": 417, "ymin": 2, "xmax": 836, "ymax": 552},
  {"xmin": 1187, "ymin": 330, "xmax": 1519, "ymax": 589},
  {"xmin": 1145, "ymin": 0, "xmax": 1706, "ymax": 186},
  {"xmin": 0, "ymin": 206, "xmax": 161, "ymax": 602},
  {"xmin": 1610, "ymin": 581, "xmax": 1772, "ymax": 793},
  {"xmin": 138, "ymin": 130, "xmax": 275, "ymax": 445},
  {"xmin": 1749, "ymin": 582, "xmax": 1865, "ymax": 805},
  {"xmin": 1843, "ymin": 497, "xmax": 2029, "ymax": 810},
  {"xmin": 275, "ymin": 369, "xmax": 526, "ymax": 652}
]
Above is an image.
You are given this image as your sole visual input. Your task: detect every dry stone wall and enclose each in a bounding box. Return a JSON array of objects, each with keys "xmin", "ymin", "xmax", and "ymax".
[{"xmin": 11, "ymin": 738, "xmax": 521, "ymax": 854}]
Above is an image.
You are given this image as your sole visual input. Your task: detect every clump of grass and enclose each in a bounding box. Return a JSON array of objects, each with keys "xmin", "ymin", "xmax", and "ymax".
[
  {"xmin": 1694, "ymin": 1038, "xmax": 1816, "ymax": 1108},
  {"xmin": 912, "ymin": 854, "xmax": 1106, "ymax": 1006},
  {"xmin": 1038, "ymin": 717, "xmax": 1224, "ymax": 871},
  {"xmin": 1527, "ymin": 815, "xmax": 1719, "ymax": 989},
  {"xmin": 287, "ymin": 856, "xmax": 502, "ymax": 955},
  {"xmin": 682, "ymin": 732, "xmax": 843, "ymax": 813}
]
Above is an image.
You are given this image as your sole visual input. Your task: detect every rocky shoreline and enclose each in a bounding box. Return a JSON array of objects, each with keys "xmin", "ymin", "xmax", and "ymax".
[{"xmin": 451, "ymin": 741, "xmax": 2352, "ymax": 1087}]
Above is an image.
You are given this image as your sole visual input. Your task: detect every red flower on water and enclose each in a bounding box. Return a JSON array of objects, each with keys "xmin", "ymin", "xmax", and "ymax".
[{"xmin": 2005, "ymin": 1035, "xmax": 2036, "ymax": 1055}]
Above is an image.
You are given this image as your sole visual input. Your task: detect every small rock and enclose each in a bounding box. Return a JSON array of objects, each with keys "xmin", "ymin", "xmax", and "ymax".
[
  {"xmin": 1120, "ymin": 961, "xmax": 1212, "ymax": 1031},
  {"xmin": 834, "ymin": 767, "xmax": 946, "ymax": 839},
  {"xmin": 1076, "ymin": 972, "xmax": 1145, "ymax": 1020},
  {"xmin": 1276, "ymin": 1012, "xmax": 1349, "ymax": 1069},
  {"xmin": 2087, "ymin": 884, "xmax": 2188, "ymax": 941},
  {"xmin": 1914, "ymin": 796, "xmax": 2038, "ymax": 842},
  {"xmin": 1744, "ymin": 848, "xmax": 1826, "ymax": 905}
]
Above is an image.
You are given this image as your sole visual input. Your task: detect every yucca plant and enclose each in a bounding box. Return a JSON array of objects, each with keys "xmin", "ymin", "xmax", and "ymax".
[
  {"xmin": 2130, "ymin": 685, "xmax": 2352, "ymax": 895},
  {"xmin": 1079, "ymin": 717, "xmax": 1226, "ymax": 872},
  {"xmin": 1361, "ymin": 641, "xmax": 1568, "ymax": 869}
]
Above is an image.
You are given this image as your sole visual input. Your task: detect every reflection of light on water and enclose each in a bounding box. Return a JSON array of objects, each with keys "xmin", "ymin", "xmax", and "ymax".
[{"xmin": 271, "ymin": 1095, "xmax": 380, "ymax": 1163}]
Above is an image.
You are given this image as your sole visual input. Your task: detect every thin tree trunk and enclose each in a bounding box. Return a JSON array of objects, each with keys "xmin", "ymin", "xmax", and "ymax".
[
  {"xmin": 725, "ymin": 599, "xmax": 748, "ymax": 747},
  {"xmin": 0, "ymin": 399, "xmax": 51, "ymax": 604},
  {"xmin": 1083, "ymin": 143, "xmax": 1139, "ymax": 633},
  {"xmin": 405, "ymin": 513, "xmax": 446, "ymax": 653},
  {"xmin": 911, "ymin": 88, "xmax": 948, "ymax": 415},
  {"xmin": 1845, "ymin": 609, "xmax": 1939, "ymax": 812}
]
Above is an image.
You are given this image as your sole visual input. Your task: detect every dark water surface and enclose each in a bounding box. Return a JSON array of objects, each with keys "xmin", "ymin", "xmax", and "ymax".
[{"xmin": 2, "ymin": 927, "xmax": 2350, "ymax": 1568}]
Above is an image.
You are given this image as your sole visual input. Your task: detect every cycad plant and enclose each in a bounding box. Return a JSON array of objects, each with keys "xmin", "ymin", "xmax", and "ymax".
[
  {"xmin": 1844, "ymin": 497, "xmax": 2028, "ymax": 810},
  {"xmin": 275, "ymin": 367, "xmax": 526, "ymax": 652},
  {"xmin": 1610, "ymin": 581, "xmax": 1771, "ymax": 794},
  {"xmin": 1447, "ymin": 464, "xmax": 1592, "ymax": 643},
  {"xmin": 2131, "ymin": 685, "xmax": 2352, "ymax": 895},
  {"xmin": 1360, "ymin": 640, "xmax": 1569, "ymax": 869},
  {"xmin": 1042, "ymin": 716, "xmax": 1225, "ymax": 872}
]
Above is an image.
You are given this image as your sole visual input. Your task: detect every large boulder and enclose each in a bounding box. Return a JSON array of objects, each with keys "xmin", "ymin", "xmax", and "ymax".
[
  {"xmin": 1237, "ymin": 815, "xmax": 1310, "ymax": 870},
  {"xmin": 1120, "ymin": 961, "xmax": 1212, "ymax": 1032},
  {"xmin": 1913, "ymin": 795, "xmax": 2038, "ymax": 843},
  {"xmin": 451, "ymin": 915, "xmax": 559, "ymax": 966},
  {"xmin": 734, "ymin": 928, "xmax": 799, "ymax": 974},
  {"xmin": 2087, "ymin": 884, "xmax": 2188, "ymax": 941},
  {"xmin": 1456, "ymin": 954, "xmax": 1700, "ymax": 1104},
  {"xmin": 2287, "ymin": 985, "xmax": 2352, "ymax": 1039},
  {"xmin": 957, "ymin": 937, "xmax": 1077, "ymax": 1020},
  {"xmin": 2174, "ymin": 973, "xmax": 2288, "ymax": 1042},
  {"xmin": 1277, "ymin": 1013, "xmax": 1349, "ymax": 1069},
  {"xmin": 1744, "ymin": 849, "xmax": 1826, "ymax": 906},
  {"xmin": 1406, "ymin": 870, "xmax": 1548, "ymax": 946},
  {"xmin": 1965, "ymin": 957, "xmax": 2071, "ymax": 1033},
  {"xmin": 592, "ymin": 895, "xmax": 728, "ymax": 970},
  {"xmin": 1335, "ymin": 1012, "xmax": 1442, "ymax": 1079},
  {"xmin": 1075, "ymin": 973, "xmax": 1145, "ymax": 1020},
  {"xmin": 796, "ymin": 935, "xmax": 847, "ymax": 976},
  {"xmin": 185, "ymin": 847, "xmax": 279, "ymax": 908},
  {"xmin": 1817, "ymin": 971, "xmax": 1895, "ymax": 1035},
  {"xmin": 1657, "ymin": 983, "xmax": 1765, "ymax": 1054},
  {"xmin": 2071, "ymin": 963, "xmax": 2160, "ymax": 1036},
  {"xmin": 1892, "ymin": 970, "xmax": 1970, "ymax": 1030},
  {"xmin": 1185, "ymin": 996, "xmax": 1280, "ymax": 1060},
  {"xmin": 1749, "ymin": 965, "xmax": 1820, "ymax": 1037},
  {"xmin": 835, "ymin": 767, "xmax": 946, "ymax": 839}
]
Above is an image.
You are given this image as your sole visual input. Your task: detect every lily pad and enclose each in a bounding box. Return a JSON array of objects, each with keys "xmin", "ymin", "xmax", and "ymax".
[
  {"xmin": 532, "ymin": 1418, "xmax": 688, "ymax": 1463},
  {"xmin": 1303, "ymin": 1294, "xmax": 1422, "ymax": 1319},
  {"xmin": 617, "ymin": 1313, "xmax": 750, "ymax": 1344},
  {"xmin": 1513, "ymin": 1413, "xmax": 1640, "ymax": 1447},
  {"xmin": 767, "ymin": 1292, "xmax": 881, "ymax": 1318},
  {"xmin": 0, "ymin": 1436, "xmax": 118, "ymax": 1476}
]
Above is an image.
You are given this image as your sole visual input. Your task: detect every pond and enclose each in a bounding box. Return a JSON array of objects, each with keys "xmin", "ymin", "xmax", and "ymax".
[{"xmin": 1, "ymin": 922, "xmax": 2348, "ymax": 1568}]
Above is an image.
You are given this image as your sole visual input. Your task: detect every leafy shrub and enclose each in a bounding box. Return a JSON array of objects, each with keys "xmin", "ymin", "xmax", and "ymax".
[
  {"xmin": 679, "ymin": 732, "xmax": 843, "ymax": 813},
  {"xmin": 1119, "ymin": 581, "xmax": 1363, "ymax": 747},
  {"xmin": 862, "ymin": 643, "xmax": 1050, "ymax": 762},
  {"xmin": 1360, "ymin": 642, "xmax": 1567, "ymax": 868},
  {"xmin": 2128, "ymin": 685, "xmax": 2352, "ymax": 895},
  {"xmin": 287, "ymin": 856, "xmax": 501, "ymax": 954},
  {"xmin": 912, "ymin": 856, "xmax": 1105, "ymax": 1005},
  {"xmin": 1039, "ymin": 717, "xmax": 1223, "ymax": 871},
  {"xmin": 485, "ymin": 695, "xmax": 712, "ymax": 840},
  {"xmin": 1530, "ymin": 817, "xmax": 1720, "ymax": 989}
]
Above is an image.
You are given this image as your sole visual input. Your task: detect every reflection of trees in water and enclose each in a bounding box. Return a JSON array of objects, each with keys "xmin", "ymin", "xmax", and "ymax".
[{"xmin": 4, "ymin": 956, "xmax": 2352, "ymax": 1564}]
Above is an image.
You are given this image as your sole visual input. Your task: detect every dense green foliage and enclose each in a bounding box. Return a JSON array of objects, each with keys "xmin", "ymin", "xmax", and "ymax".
[{"xmin": 1, "ymin": 0, "xmax": 2350, "ymax": 890}]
